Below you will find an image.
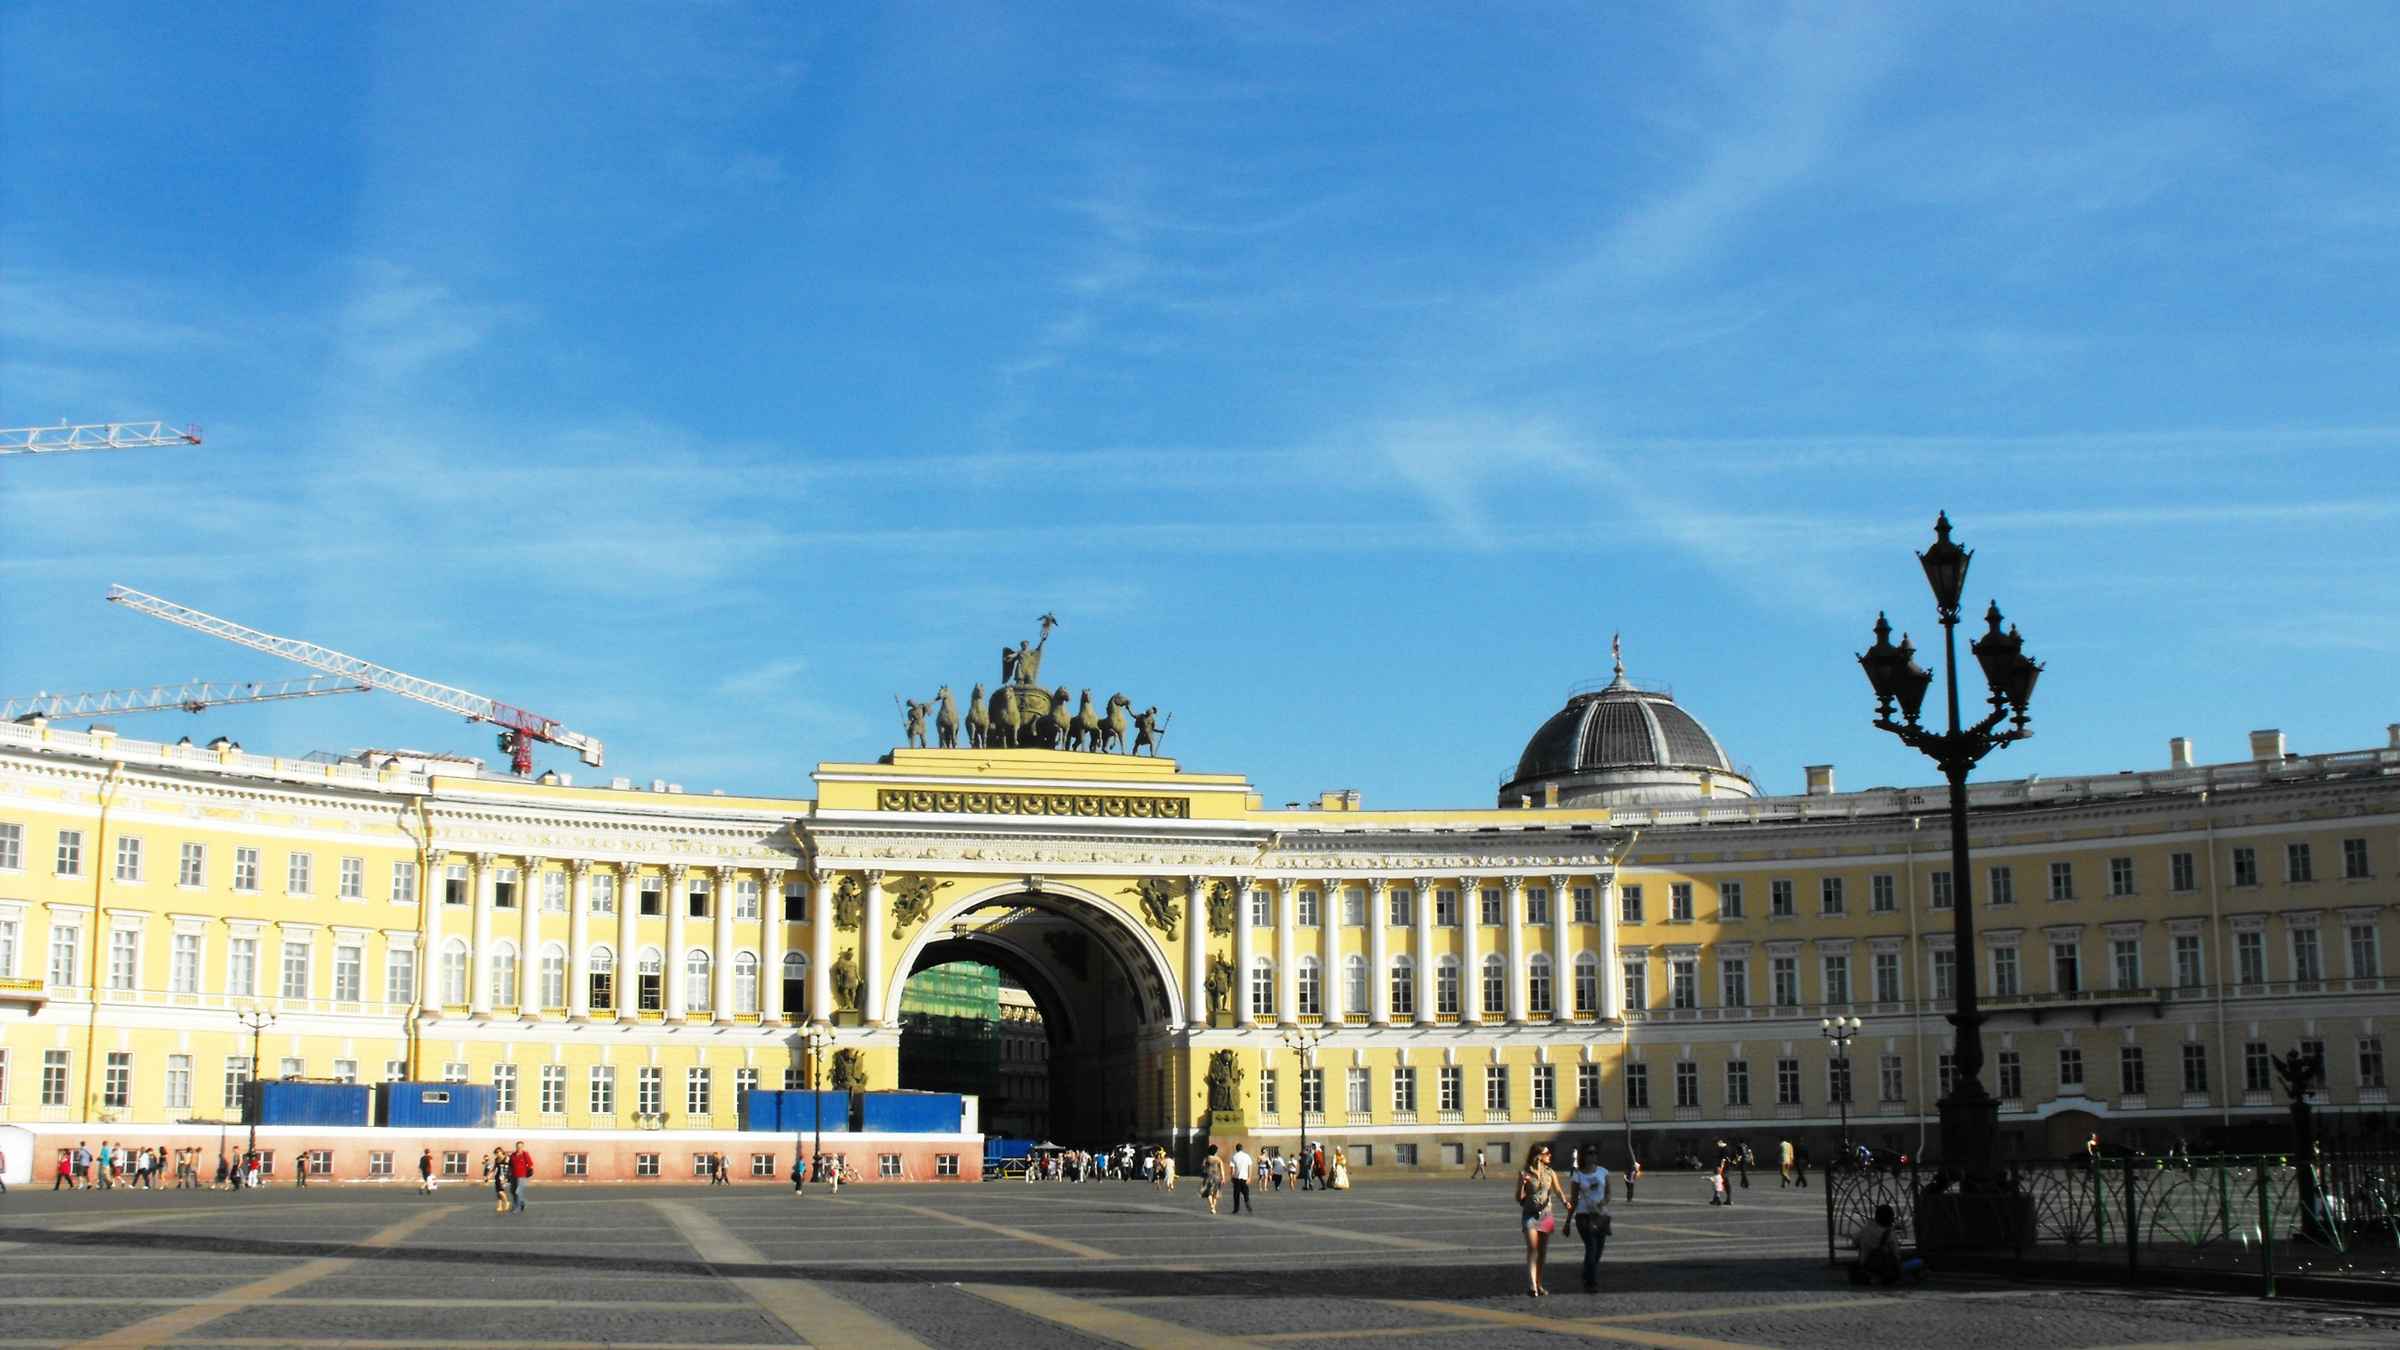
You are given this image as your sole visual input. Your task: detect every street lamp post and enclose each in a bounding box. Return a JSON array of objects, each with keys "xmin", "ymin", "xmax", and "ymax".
[
  {"xmin": 1858, "ymin": 512, "xmax": 2042, "ymax": 1192},
  {"xmin": 1822, "ymin": 1016, "xmax": 1861, "ymax": 1166},
  {"xmin": 804, "ymin": 1025, "xmax": 831, "ymax": 1183},
  {"xmin": 1279, "ymin": 1026, "xmax": 1325, "ymax": 1190},
  {"xmin": 235, "ymin": 1009, "xmax": 275, "ymax": 1159}
]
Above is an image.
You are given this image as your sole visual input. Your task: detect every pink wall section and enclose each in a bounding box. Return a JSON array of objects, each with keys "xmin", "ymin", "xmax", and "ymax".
[{"xmin": 11, "ymin": 1124, "xmax": 983, "ymax": 1184}]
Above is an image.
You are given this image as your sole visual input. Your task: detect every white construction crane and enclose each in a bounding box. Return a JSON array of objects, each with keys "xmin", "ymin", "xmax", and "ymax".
[
  {"xmin": 106, "ymin": 585, "xmax": 605, "ymax": 775},
  {"xmin": 0, "ymin": 421, "xmax": 202, "ymax": 457},
  {"xmin": 3, "ymin": 677, "xmax": 369, "ymax": 724}
]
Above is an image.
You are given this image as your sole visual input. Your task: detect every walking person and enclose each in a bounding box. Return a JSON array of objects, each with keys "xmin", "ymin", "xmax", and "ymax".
[
  {"xmin": 53, "ymin": 1151, "xmax": 73, "ymax": 1190},
  {"xmin": 1201, "ymin": 1144, "xmax": 1224, "ymax": 1215},
  {"xmin": 1567, "ymin": 1148, "xmax": 1611, "ymax": 1293},
  {"xmin": 1228, "ymin": 1142, "xmax": 1255, "ymax": 1214},
  {"xmin": 791, "ymin": 1151, "xmax": 807, "ymax": 1196},
  {"xmin": 1470, "ymin": 1146, "xmax": 1487, "ymax": 1181},
  {"xmin": 493, "ymin": 1150, "xmax": 511, "ymax": 1214},
  {"xmin": 418, "ymin": 1149, "xmax": 435, "ymax": 1194},
  {"xmin": 508, "ymin": 1141, "xmax": 532, "ymax": 1212},
  {"xmin": 1515, "ymin": 1143, "xmax": 1569, "ymax": 1298},
  {"xmin": 1779, "ymin": 1138, "xmax": 1794, "ymax": 1188},
  {"xmin": 1622, "ymin": 1156, "xmax": 1641, "ymax": 1203},
  {"xmin": 1709, "ymin": 1159, "xmax": 1728, "ymax": 1206}
]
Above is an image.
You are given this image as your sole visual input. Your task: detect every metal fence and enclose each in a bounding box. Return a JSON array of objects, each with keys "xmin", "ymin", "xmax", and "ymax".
[{"xmin": 1827, "ymin": 1152, "xmax": 2400, "ymax": 1295}]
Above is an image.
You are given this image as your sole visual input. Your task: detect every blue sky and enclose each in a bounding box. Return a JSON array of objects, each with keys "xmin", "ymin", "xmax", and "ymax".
[{"xmin": 5, "ymin": 3, "xmax": 2398, "ymax": 806}]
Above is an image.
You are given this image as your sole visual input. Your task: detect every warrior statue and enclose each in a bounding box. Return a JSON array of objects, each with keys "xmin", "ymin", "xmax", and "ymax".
[
  {"xmin": 1128, "ymin": 877, "xmax": 1179, "ymax": 940},
  {"xmin": 1204, "ymin": 1048, "xmax": 1244, "ymax": 1113},
  {"xmin": 1205, "ymin": 955, "xmax": 1235, "ymax": 1019},
  {"xmin": 830, "ymin": 1048, "xmax": 867, "ymax": 1092},
  {"xmin": 901, "ymin": 698, "xmax": 931, "ymax": 749},
  {"xmin": 830, "ymin": 949, "xmax": 861, "ymax": 1011},
  {"xmin": 1000, "ymin": 612, "xmax": 1058, "ymax": 687},
  {"xmin": 934, "ymin": 686, "xmax": 959, "ymax": 749},
  {"xmin": 1206, "ymin": 880, "xmax": 1236, "ymax": 937},
  {"xmin": 1133, "ymin": 706, "xmax": 1168, "ymax": 757}
]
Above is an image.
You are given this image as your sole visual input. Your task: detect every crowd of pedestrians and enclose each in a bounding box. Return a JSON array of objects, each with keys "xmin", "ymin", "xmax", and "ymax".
[{"xmin": 45, "ymin": 1143, "xmax": 256, "ymax": 1190}]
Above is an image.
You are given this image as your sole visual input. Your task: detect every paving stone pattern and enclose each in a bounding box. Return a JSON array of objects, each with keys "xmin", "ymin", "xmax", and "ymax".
[{"xmin": 0, "ymin": 1172, "xmax": 2392, "ymax": 1347}]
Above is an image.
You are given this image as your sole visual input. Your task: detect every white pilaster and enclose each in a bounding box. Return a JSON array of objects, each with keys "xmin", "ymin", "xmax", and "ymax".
[
  {"xmin": 1185, "ymin": 875, "xmax": 1208, "ymax": 1030},
  {"xmin": 762, "ymin": 868, "xmax": 788, "ymax": 1023},
  {"xmin": 421, "ymin": 856, "xmax": 445, "ymax": 1011},
  {"xmin": 1505, "ymin": 874, "xmax": 1527, "ymax": 1024},
  {"xmin": 861, "ymin": 870, "xmax": 887, "ymax": 1025},
  {"xmin": 664, "ymin": 863, "xmax": 688, "ymax": 1020},
  {"xmin": 519, "ymin": 855, "xmax": 543, "ymax": 1014},
  {"xmin": 568, "ymin": 860, "xmax": 591, "ymax": 1017},
  {"xmin": 1320, "ymin": 878, "xmax": 1344, "ymax": 1023},
  {"xmin": 470, "ymin": 853, "xmax": 496, "ymax": 1016},
  {"xmin": 713, "ymin": 866, "xmax": 737, "ymax": 1019},
  {"xmin": 810, "ymin": 869, "xmax": 834, "ymax": 1025},
  {"xmin": 1233, "ymin": 875, "xmax": 1256, "ymax": 1029},
  {"xmin": 1460, "ymin": 875, "xmax": 1483, "ymax": 1025},
  {"xmin": 1413, "ymin": 875, "xmax": 1437, "ymax": 1027},
  {"xmin": 1276, "ymin": 878, "xmax": 1299, "ymax": 1026},
  {"xmin": 1550, "ymin": 872, "xmax": 1573, "ymax": 1023},
  {"xmin": 615, "ymin": 863, "xmax": 639, "ymax": 1014},
  {"xmin": 1368, "ymin": 877, "xmax": 1391, "ymax": 1025},
  {"xmin": 1598, "ymin": 875, "xmax": 1621, "ymax": 1021}
]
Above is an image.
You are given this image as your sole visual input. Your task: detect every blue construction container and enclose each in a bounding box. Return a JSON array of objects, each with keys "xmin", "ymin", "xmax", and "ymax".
[
  {"xmin": 860, "ymin": 1090, "xmax": 964, "ymax": 1134},
  {"xmin": 740, "ymin": 1090, "xmax": 849, "ymax": 1132},
  {"xmin": 377, "ymin": 1082, "xmax": 497, "ymax": 1129},
  {"xmin": 986, "ymin": 1137, "xmax": 1035, "ymax": 1161},
  {"xmin": 248, "ymin": 1081, "xmax": 372, "ymax": 1127}
]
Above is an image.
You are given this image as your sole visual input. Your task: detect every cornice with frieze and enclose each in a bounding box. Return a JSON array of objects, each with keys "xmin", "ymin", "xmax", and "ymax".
[{"xmin": 0, "ymin": 752, "xmax": 417, "ymax": 842}]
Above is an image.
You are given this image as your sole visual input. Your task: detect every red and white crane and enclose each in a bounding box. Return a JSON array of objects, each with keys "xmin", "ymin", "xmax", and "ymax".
[
  {"xmin": 106, "ymin": 585, "xmax": 605, "ymax": 775},
  {"xmin": 3, "ymin": 676, "xmax": 369, "ymax": 724},
  {"xmin": 0, "ymin": 421, "xmax": 202, "ymax": 457}
]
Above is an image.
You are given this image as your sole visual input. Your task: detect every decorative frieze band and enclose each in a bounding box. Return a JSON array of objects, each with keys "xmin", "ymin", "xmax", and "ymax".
[{"xmin": 875, "ymin": 787, "xmax": 1191, "ymax": 819}]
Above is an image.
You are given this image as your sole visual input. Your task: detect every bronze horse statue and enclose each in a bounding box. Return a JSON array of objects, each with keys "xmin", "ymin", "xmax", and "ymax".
[
  {"xmin": 1046, "ymin": 686, "xmax": 1073, "ymax": 748},
  {"xmin": 1071, "ymin": 689, "xmax": 1100, "ymax": 751},
  {"xmin": 934, "ymin": 686, "xmax": 960, "ymax": 749},
  {"xmin": 1101, "ymin": 693, "xmax": 1133, "ymax": 754},
  {"xmin": 965, "ymin": 683, "xmax": 989, "ymax": 748}
]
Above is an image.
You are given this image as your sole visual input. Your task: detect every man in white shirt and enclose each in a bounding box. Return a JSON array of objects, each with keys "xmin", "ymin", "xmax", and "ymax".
[{"xmin": 1228, "ymin": 1143, "xmax": 1255, "ymax": 1214}]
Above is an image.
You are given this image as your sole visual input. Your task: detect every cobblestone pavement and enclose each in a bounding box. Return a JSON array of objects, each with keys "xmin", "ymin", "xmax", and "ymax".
[{"xmin": 2, "ymin": 1171, "xmax": 2394, "ymax": 1347}]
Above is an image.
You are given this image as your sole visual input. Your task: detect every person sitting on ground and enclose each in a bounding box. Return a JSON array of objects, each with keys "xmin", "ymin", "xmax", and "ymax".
[{"xmin": 1850, "ymin": 1203, "xmax": 1908, "ymax": 1286}]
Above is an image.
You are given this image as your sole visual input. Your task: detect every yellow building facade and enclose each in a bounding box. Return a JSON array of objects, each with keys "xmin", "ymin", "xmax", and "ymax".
[{"xmin": 0, "ymin": 673, "xmax": 2392, "ymax": 1179}]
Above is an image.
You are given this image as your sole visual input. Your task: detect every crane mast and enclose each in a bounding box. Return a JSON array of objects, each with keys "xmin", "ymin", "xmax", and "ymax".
[
  {"xmin": 0, "ymin": 421, "xmax": 202, "ymax": 457},
  {"xmin": 3, "ymin": 677, "xmax": 369, "ymax": 724},
  {"xmin": 105, "ymin": 585, "xmax": 604, "ymax": 775}
]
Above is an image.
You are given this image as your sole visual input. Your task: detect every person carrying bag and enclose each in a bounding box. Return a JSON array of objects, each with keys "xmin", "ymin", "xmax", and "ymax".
[{"xmin": 1567, "ymin": 1148, "xmax": 1612, "ymax": 1293}]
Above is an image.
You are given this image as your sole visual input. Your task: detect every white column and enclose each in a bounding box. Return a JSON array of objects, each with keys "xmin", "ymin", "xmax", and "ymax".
[
  {"xmin": 664, "ymin": 863, "xmax": 688, "ymax": 1020},
  {"xmin": 1368, "ymin": 877, "xmax": 1391, "ymax": 1025},
  {"xmin": 1504, "ymin": 874, "xmax": 1527, "ymax": 1024},
  {"xmin": 1233, "ymin": 875, "xmax": 1256, "ymax": 1029},
  {"xmin": 1185, "ymin": 875, "xmax": 1208, "ymax": 1030},
  {"xmin": 1319, "ymin": 878, "xmax": 1343, "ymax": 1022},
  {"xmin": 519, "ymin": 855, "xmax": 543, "ymax": 1015},
  {"xmin": 1598, "ymin": 875, "xmax": 1621, "ymax": 1021},
  {"xmin": 422, "ymin": 855, "xmax": 445, "ymax": 1012},
  {"xmin": 1413, "ymin": 875, "xmax": 1437, "ymax": 1027},
  {"xmin": 616, "ymin": 863, "xmax": 639, "ymax": 1014},
  {"xmin": 568, "ymin": 860, "xmax": 591, "ymax": 1017},
  {"xmin": 1460, "ymin": 875, "xmax": 1483, "ymax": 1025},
  {"xmin": 713, "ymin": 866, "xmax": 737, "ymax": 1019},
  {"xmin": 1550, "ymin": 873, "xmax": 1573, "ymax": 1023},
  {"xmin": 470, "ymin": 853, "xmax": 496, "ymax": 1016},
  {"xmin": 1275, "ymin": 878, "xmax": 1299, "ymax": 1027},
  {"xmin": 861, "ymin": 871, "xmax": 888, "ymax": 1025},
  {"xmin": 762, "ymin": 868, "xmax": 788, "ymax": 1024},
  {"xmin": 809, "ymin": 869, "xmax": 835, "ymax": 1025}
]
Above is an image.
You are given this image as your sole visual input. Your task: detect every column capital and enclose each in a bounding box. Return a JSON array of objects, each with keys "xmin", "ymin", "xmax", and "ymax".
[
  {"xmin": 1369, "ymin": 876, "xmax": 1392, "ymax": 897},
  {"xmin": 714, "ymin": 864, "xmax": 737, "ymax": 886},
  {"xmin": 862, "ymin": 869, "xmax": 885, "ymax": 886},
  {"xmin": 563, "ymin": 858, "xmax": 589, "ymax": 877},
  {"xmin": 475, "ymin": 852, "xmax": 497, "ymax": 869},
  {"xmin": 1502, "ymin": 874, "xmax": 1525, "ymax": 893},
  {"xmin": 812, "ymin": 867, "xmax": 836, "ymax": 887},
  {"xmin": 762, "ymin": 865, "xmax": 790, "ymax": 883},
  {"xmin": 521, "ymin": 855, "xmax": 546, "ymax": 871},
  {"xmin": 1548, "ymin": 873, "xmax": 1570, "ymax": 892}
]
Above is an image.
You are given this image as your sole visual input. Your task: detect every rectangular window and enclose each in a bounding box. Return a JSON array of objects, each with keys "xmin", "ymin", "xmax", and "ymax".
[
  {"xmin": 1726, "ymin": 1058, "xmax": 1751, "ymax": 1107},
  {"xmin": 635, "ymin": 1153, "xmax": 659, "ymax": 1178},
  {"xmin": 2110, "ymin": 938, "xmax": 2139, "ymax": 991},
  {"xmin": 1719, "ymin": 881, "xmax": 1743, "ymax": 919},
  {"xmin": 1434, "ymin": 888, "xmax": 1459, "ymax": 926},
  {"xmin": 2174, "ymin": 934, "xmax": 2204, "ymax": 988},
  {"xmin": 103, "ymin": 1051, "xmax": 132, "ymax": 1108},
  {"xmin": 340, "ymin": 856, "xmax": 365, "ymax": 900},
  {"xmin": 1436, "ymin": 1065, "xmax": 1460, "ymax": 1113},
  {"xmin": 493, "ymin": 1063, "xmax": 518, "ymax": 1114},
  {"xmin": 55, "ymin": 828, "xmax": 83, "ymax": 877},
  {"xmin": 1938, "ymin": 1053, "xmax": 1956, "ymax": 1097},
  {"xmin": 1870, "ymin": 874, "xmax": 1896, "ymax": 913},
  {"xmin": 590, "ymin": 1065, "xmax": 616, "ymax": 1115},
  {"xmin": 279, "ymin": 939, "xmax": 311, "ymax": 999},
  {"xmin": 444, "ymin": 863, "xmax": 469, "ymax": 905},
  {"xmin": 288, "ymin": 852, "xmax": 313, "ymax": 896},
  {"xmin": 1572, "ymin": 886, "xmax": 1595, "ymax": 922},
  {"xmin": 1299, "ymin": 1066, "xmax": 1325, "ymax": 1116},
  {"xmin": 2351, "ymin": 923, "xmax": 2382, "ymax": 979},
  {"xmin": 1822, "ymin": 954, "xmax": 1850, "ymax": 1005},
  {"xmin": 115, "ymin": 835, "xmax": 143, "ymax": 882},
  {"xmin": 334, "ymin": 943, "xmax": 363, "ymax": 1001},
  {"xmin": 638, "ymin": 1066, "xmax": 663, "ymax": 1116},
  {"xmin": 1483, "ymin": 1066, "xmax": 1508, "ymax": 1114},
  {"xmin": 1621, "ymin": 958, "xmax": 1646, "ymax": 1010},
  {"xmin": 1828, "ymin": 1056, "xmax": 1851, "ymax": 1105},
  {"xmin": 1478, "ymin": 888, "xmax": 1502, "ymax": 927},
  {"xmin": 686, "ymin": 1067, "xmax": 712, "ymax": 1118},
  {"xmin": 878, "ymin": 1154, "xmax": 902, "ymax": 1179},
  {"xmin": 1989, "ymin": 865, "xmax": 2015, "ymax": 906},
  {"xmin": 1624, "ymin": 1063, "xmax": 1649, "ymax": 1110},
  {"xmin": 1261, "ymin": 1067, "xmax": 1280, "ymax": 1117},
  {"xmin": 496, "ymin": 868, "xmax": 520, "ymax": 909},
  {"xmin": 2342, "ymin": 837, "xmax": 2370, "ymax": 880},
  {"xmin": 43, "ymin": 1049, "xmax": 71, "ymax": 1106},
  {"xmin": 1297, "ymin": 890, "xmax": 1321, "ymax": 927},
  {"xmin": 166, "ymin": 1053, "xmax": 193, "ymax": 1110},
  {"xmin": 2059, "ymin": 1047, "xmax": 2084, "ymax": 1090},
  {"xmin": 0, "ymin": 822, "xmax": 19, "ymax": 872},
  {"xmin": 370, "ymin": 1150, "xmax": 393, "ymax": 1177},
  {"xmin": 2231, "ymin": 847, "xmax": 2258, "ymax": 887},
  {"xmin": 2120, "ymin": 1046, "xmax": 2146, "ymax": 1097},
  {"xmin": 1524, "ymin": 887, "xmax": 1549, "ymax": 926},
  {"xmin": 2287, "ymin": 843, "xmax": 2314, "ymax": 883},
  {"xmin": 1879, "ymin": 1054, "xmax": 1904, "ymax": 1102},
  {"xmin": 780, "ymin": 877, "xmax": 804, "ymax": 921},
  {"xmin": 1775, "ymin": 1058, "xmax": 1801, "ymax": 1106},
  {"xmin": 1393, "ymin": 1065, "xmax": 1418, "ymax": 1113},
  {"xmin": 1873, "ymin": 951, "xmax": 1901, "ymax": 1002},
  {"xmin": 2047, "ymin": 861, "xmax": 2073, "ymax": 901},
  {"xmin": 2292, "ymin": 928, "xmax": 2324, "ymax": 983},
  {"xmin": 376, "ymin": 857, "xmax": 404, "ymax": 903},
  {"xmin": 1720, "ymin": 957, "xmax": 1748, "ymax": 1007},
  {"xmin": 0, "ymin": 916, "xmax": 13, "ymax": 981},
  {"xmin": 2360, "ymin": 1037, "xmax": 2386, "ymax": 1090},
  {"xmin": 386, "ymin": 947, "xmax": 417, "ymax": 1004},
  {"xmin": 332, "ymin": 1059, "xmax": 357, "ymax": 1083},
  {"xmin": 1577, "ymin": 1063, "xmax": 1603, "ymax": 1108},
  {"xmin": 2109, "ymin": 857, "xmax": 2134, "ymax": 897},
  {"xmin": 1997, "ymin": 1050, "xmax": 2022, "ymax": 1100},
  {"xmin": 639, "ymin": 878, "xmax": 663, "ymax": 916},
  {"xmin": 1669, "ymin": 883, "xmax": 1693, "ymax": 922},
  {"xmin": 1992, "ymin": 946, "xmax": 2020, "ymax": 997},
  {"xmin": 1342, "ymin": 887, "xmax": 1367, "ymax": 927},
  {"xmin": 2170, "ymin": 851, "xmax": 2196, "ymax": 892},
  {"xmin": 441, "ymin": 1060, "xmax": 467, "ymax": 1084},
  {"xmin": 1394, "ymin": 1144, "xmax": 1418, "ymax": 1168},
  {"xmin": 223, "ymin": 1055, "xmax": 252, "ymax": 1113},
  {"xmin": 1930, "ymin": 948, "xmax": 1957, "ymax": 1002},
  {"xmin": 1534, "ymin": 1065, "xmax": 1560, "ymax": 1113},
  {"xmin": 1388, "ymin": 887, "xmax": 1415, "ymax": 928},
  {"xmin": 1770, "ymin": 879, "xmax": 1795, "ymax": 917},
  {"xmin": 1929, "ymin": 870, "xmax": 1953, "ymax": 909},
  {"xmin": 1771, "ymin": 956, "xmax": 1798, "ymax": 1007},
  {"xmin": 179, "ymin": 841, "xmax": 206, "ymax": 887},
  {"xmin": 2182, "ymin": 1043, "xmax": 2209, "ymax": 1095},
  {"xmin": 1619, "ymin": 885, "xmax": 1643, "ymax": 924},
  {"xmin": 736, "ymin": 1067, "xmax": 759, "ymax": 1102},
  {"xmin": 593, "ymin": 874, "xmax": 618, "ymax": 916},
  {"xmin": 562, "ymin": 1152, "xmax": 588, "ymax": 1177},
  {"xmin": 1670, "ymin": 957, "xmax": 1697, "ymax": 1009},
  {"xmin": 2236, "ymin": 930, "xmax": 2266, "ymax": 984},
  {"xmin": 383, "ymin": 1059, "xmax": 406, "ymax": 1083},
  {"xmin": 443, "ymin": 1150, "xmax": 469, "ymax": 1177},
  {"xmin": 1820, "ymin": 877, "xmax": 1844, "ymax": 916},
  {"xmin": 540, "ymin": 1064, "xmax": 566, "ymax": 1115},
  {"xmin": 1674, "ymin": 1060, "xmax": 1699, "ymax": 1109},
  {"xmin": 2051, "ymin": 941, "xmax": 2080, "ymax": 994}
]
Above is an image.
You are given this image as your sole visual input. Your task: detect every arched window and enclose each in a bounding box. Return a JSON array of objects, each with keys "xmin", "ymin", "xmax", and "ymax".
[
  {"xmin": 589, "ymin": 945, "xmax": 616, "ymax": 1011},
  {"xmin": 781, "ymin": 952, "xmax": 807, "ymax": 1022},
  {"xmin": 490, "ymin": 942, "xmax": 519, "ymax": 1008},
  {"xmin": 733, "ymin": 952, "xmax": 759, "ymax": 1015},
  {"xmin": 686, "ymin": 950, "xmax": 713, "ymax": 1012},
  {"xmin": 1250, "ymin": 957, "xmax": 1275, "ymax": 1019},
  {"xmin": 1343, "ymin": 954, "xmax": 1369, "ymax": 1014},
  {"xmin": 1573, "ymin": 952, "xmax": 1601, "ymax": 1015},
  {"xmin": 1435, "ymin": 955, "xmax": 1461, "ymax": 1016},
  {"xmin": 1390, "ymin": 954, "xmax": 1416, "ymax": 1018},
  {"xmin": 440, "ymin": 938, "xmax": 469, "ymax": 1006},
  {"xmin": 1296, "ymin": 955, "xmax": 1322, "ymax": 1017},
  {"xmin": 1481, "ymin": 954, "xmax": 1506, "ymax": 1017},
  {"xmin": 637, "ymin": 947, "xmax": 664, "ymax": 1013},
  {"xmin": 1528, "ymin": 953, "xmax": 1554, "ymax": 1016},
  {"xmin": 538, "ymin": 943, "xmax": 567, "ymax": 1010}
]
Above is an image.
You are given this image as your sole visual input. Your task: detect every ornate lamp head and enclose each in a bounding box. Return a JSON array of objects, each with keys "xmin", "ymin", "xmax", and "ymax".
[{"xmin": 1917, "ymin": 511, "xmax": 1972, "ymax": 616}]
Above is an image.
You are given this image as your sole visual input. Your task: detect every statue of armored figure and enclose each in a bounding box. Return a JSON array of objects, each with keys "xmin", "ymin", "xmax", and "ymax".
[
  {"xmin": 1204, "ymin": 1049, "xmax": 1244, "ymax": 1113},
  {"xmin": 830, "ymin": 949, "xmax": 861, "ymax": 1012}
]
